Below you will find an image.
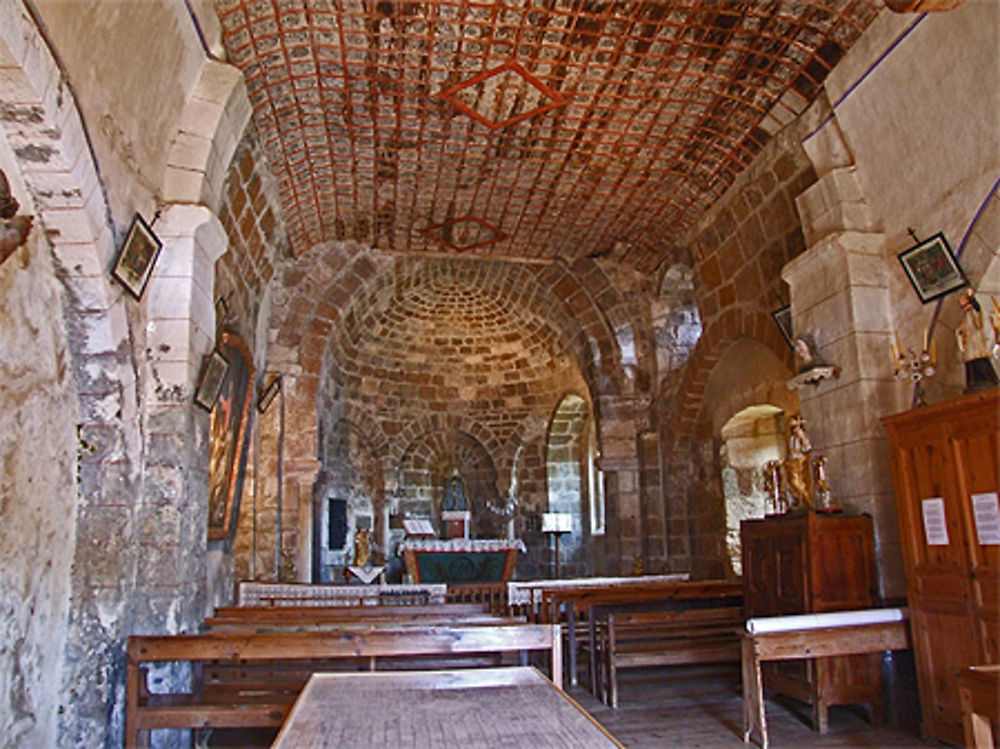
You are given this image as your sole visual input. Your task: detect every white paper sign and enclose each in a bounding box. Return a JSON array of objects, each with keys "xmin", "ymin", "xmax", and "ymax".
[
  {"xmin": 971, "ymin": 492, "xmax": 1000, "ymax": 546},
  {"xmin": 921, "ymin": 498, "xmax": 949, "ymax": 546}
]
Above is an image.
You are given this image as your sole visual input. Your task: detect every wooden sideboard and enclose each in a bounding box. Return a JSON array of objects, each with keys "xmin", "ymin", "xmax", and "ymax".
[
  {"xmin": 741, "ymin": 512, "xmax": 882, "ymax": 732},
  {"xmin": 882, "ymin": 388, "xmax": 1000, "ymax": 745}
]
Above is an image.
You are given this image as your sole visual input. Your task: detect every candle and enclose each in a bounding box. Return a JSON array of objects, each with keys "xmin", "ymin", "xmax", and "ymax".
[
  {"xmin": 890, "ymin": 343, "xmax": 897, "ymax": 371},
  {"xmin": 894, "ymin": 330, "xmax": 903, "ymax": 357},
  {"xmin": 931, "ymin": 337, "xmax": 937, "ymax": 365},
  {"xmin": 923, "ymin": 327, "xmax": 928, "ymax": 353}
]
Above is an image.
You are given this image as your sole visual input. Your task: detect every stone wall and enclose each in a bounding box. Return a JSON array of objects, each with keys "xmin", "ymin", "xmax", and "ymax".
[
  {"xmin": 657, "ymin": 114, "xmax": 814, "ymax": 576},
  {"xmin": 0, "ymin": 134, "xmax": 77, "ymax": 748}
]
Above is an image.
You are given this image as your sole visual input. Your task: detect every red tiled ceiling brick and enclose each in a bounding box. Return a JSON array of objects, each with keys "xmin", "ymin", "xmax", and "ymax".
[{"xmin": 218, "ymin": 0, "xmax": 880, "ymax": 270}]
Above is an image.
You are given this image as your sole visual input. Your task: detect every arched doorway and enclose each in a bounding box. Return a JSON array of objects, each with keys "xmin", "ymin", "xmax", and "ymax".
[{"xmin": 720, "ymin": 405, "xmax": 787, "ymax": 576}]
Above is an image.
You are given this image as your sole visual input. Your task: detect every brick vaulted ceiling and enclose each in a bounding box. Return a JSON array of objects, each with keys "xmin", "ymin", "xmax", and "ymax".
[{"xmin": 214, "ymin": 0, "xmax": 881, "ymax": 273}]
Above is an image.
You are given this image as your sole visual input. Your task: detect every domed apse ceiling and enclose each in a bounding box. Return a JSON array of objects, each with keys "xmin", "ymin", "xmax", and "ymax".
[
  {"xmin": 214, "ymin": 0, "xmax": 881, "ymax": 272},
  {"xmin": 326, "ymin": 260, "xmax": 580, "ymax": 426}
]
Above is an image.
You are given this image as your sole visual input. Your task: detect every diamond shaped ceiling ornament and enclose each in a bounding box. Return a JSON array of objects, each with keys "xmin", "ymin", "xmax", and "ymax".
[
  {"xmin": 420, "ymin": 216, "xmax": 507, "ymax": 254},
  {"xmin": 438, "ymin": 61, "xmax": 567, "ymax": 131}
]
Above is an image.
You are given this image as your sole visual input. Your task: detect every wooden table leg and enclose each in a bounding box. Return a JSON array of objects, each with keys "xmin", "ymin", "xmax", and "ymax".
[
  {"xmin": 568, "ymin": 604, "xmax": 578, "ymax": 686},
  {"xmin": 741, "ymin": 634, "xmax": 768, "ymax": 749}
]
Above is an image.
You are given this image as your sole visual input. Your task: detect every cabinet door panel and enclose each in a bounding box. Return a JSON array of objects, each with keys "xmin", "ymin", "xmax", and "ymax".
[
  {"xmin": 883, "ymin": 390, "xmax": 999, "ymax": 746},
  {"xmin": 773, "ymin": 533, "xmax": 805, "ymax": 614},
  {"xmin": 912, "ymin": 607, "xmax": 978, "ymax": 746},
  {"xmin": 810, "ymin": 521, "xmax": 875, "ymax": 611},
  {"xmin": 952, "ymin": 414, "xmax": 1000, "ymax": 665}
]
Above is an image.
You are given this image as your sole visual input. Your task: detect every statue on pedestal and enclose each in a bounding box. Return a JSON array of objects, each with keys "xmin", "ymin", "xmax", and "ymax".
[
  {"xmin": 353, "ymin": 527, "xmax": 371, "ymax": 568},
  {"xmin": 956, "ymin": 288, "xmax": 999, "ymax": 393},
  {"xmin": 783, "ymin": 415, "xmax": 812, "ymax": 511},
  {"xmin": 443, "ymin": 468, "xmax": 467, "ymax": 511}
]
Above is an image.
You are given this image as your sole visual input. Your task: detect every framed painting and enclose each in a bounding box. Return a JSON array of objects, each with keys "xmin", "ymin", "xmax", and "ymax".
[
  {"xmin": 898, "ymin": 232, "xmax": 967, "ymax": 304},
  {"xmin": 207, "ymin": 332, "xmax": 255, "ymax": 548},
  {"xmin": 771, "ymin": 305, "xmax": 794, "ymax": 348},
  {"xmin": 193, "ymin": 349, "xmax": 229, "ymax": 411},
  {"xmin": 257, "ymin": 375, "xmax": 281, "ymax": 413},
  {"xmin": 111, "ymin": 213, "xmax": 162, "ymax": 299}
]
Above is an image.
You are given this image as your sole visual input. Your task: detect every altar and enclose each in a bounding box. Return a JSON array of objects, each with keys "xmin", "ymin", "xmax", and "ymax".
[{"xmin": 398, "ymin": 538, "xmax": 525, "ymax": 584}]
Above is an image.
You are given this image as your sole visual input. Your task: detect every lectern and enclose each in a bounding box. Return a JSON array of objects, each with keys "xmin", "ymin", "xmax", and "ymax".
[{"xmin": 541, "ymin": 512, "xmax": 572, "ymax": 578}]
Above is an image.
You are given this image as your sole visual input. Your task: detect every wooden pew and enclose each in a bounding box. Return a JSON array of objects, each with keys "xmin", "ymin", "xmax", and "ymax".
[
  {"xmin": 235, "ymin": 580, "xmax": 447, "ymax": 606},
  {"xmin": 446, "ymin": 582, "xmax": 508, "ymax": 613},
  {"xmin": 958, "ymin": 665, "xmax": 1000, "ymax": 749},
  {"xmin": 539, "ymin": 579, "xmax": 741, "ymax": 688},
  {"xmin": 206, "ymin": 602, "xmax": 491, "ymax": 626},
  {"xmin": 598, "ymin": 605, "xmax": 743, "ymax": 707},
  {"xmin": 125, "ymin": 623, "xmax": 561, "ymax": 748}
]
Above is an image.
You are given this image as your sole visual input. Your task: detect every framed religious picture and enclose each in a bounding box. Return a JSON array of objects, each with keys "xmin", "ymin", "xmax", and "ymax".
[
  {"xmin": 207, "ymin": 332, "xmax": 254, "ymax": 548},
  {"xmin": 771, "ymin": 305, "xmax": 794, "ymax": 348},
  {"xmin": 257, "ymin": 375, "xmax": 281, "ymax": 413},
  {"xmin": 111, "ymin": 213, "xmax": 162, "ymax": 299},
  {"xmin": 898, "ymin": 232, "xmax": 967, "ymax": 304},
  {"xmin": 193, "ymin": 348, "xmax": 229, "ymax": 411}
]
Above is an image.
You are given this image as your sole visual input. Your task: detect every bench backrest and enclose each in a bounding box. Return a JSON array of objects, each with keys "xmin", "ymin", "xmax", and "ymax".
[
  {"xmin": 128, "ymin": 623, "xmax": 562, "ymax": 688},
  {"xmin": 203, "ymin": 613, "xmax": 522, "ymax": 632},
  {"xmin": 544, "ymin": 580, "xmax": 742, "ymax": 619},
  {"xmin": 211, "ymin": 602, "xmax": 488, "ymax": 620}
]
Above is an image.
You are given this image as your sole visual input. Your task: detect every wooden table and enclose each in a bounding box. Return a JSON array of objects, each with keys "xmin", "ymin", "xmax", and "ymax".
[
  {"xmin": 272, "ymin": 667, "xmax": 623, "ymax": 748},
  {"xmin": 741, "ymin": 610, "xmax": 911, "ymax": 749}
]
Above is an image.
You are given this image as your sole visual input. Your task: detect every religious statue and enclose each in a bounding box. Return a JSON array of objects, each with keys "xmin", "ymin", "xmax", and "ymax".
[
  {"xmin": 762, "ymin": 459, "xmax": 786, "ymax": 515},
  {"xmin": 353, "ymin": 527, "xmax": 372, "ymax": 568},
  {"xmin": 956, "ymin": 287, "xmax": 999, "ymax": 393},
  {"xmin": 812, "ymin": 454, "xmax": 839, "ymax": 512},
  {"xmin": 443, "ymin": 468, "xmax": 467, "ymax": 511},
  {"xmin": 783, "ymin": 415, "xmax": 812, "ymax": 511}
]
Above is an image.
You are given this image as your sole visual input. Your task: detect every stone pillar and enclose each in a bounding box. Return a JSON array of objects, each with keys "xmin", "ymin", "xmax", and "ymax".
[
  {"xmin": 596, "ymin": 393, "xmax": 649, "ymax": 574},
  {"xmin": 141, "ymin": 204, "xmax": 227, "ymax": 619},
  {"xmin": 781, "ymin": 229, "xmax": 908, "ymax": 599}
]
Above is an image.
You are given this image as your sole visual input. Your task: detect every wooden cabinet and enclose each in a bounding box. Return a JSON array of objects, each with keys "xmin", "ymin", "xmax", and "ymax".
[
  {"xmin": 882, "ymin": 388, "xmax": 1000, "ymax": 746},
  {"xmin": 741, "ymin": 512, "xmax": 882, "ymax": 732}
]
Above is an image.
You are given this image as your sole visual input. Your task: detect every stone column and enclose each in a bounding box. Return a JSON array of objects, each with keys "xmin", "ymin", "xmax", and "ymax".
[
  {"xmin": 596, "ymin": 393, "xmax": 649, "ymax": 575},
  {"xmin": 781, "ymin": 228, "xmax": 908, "ymax": 599},
  {"xmin": 141, "ymin": 204, "xmax": 227, "ymax": 619}
]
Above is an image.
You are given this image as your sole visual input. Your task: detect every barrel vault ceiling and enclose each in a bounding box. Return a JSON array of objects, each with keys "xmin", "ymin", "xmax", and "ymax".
[{"xmin": 214, "ymin": 0, "xmax": 883, "ymax": 273}]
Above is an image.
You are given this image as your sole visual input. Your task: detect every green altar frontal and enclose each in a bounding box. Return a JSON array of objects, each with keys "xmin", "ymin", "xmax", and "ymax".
[{"xmin": 399, "ymin": 539, "xmax": 525, "ymax": 584}]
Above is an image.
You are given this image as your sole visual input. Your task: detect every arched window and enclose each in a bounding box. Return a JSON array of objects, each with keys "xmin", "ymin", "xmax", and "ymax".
[{"xmin": 546, "ymin": 394, "xmax": 593, "ymax": 576}]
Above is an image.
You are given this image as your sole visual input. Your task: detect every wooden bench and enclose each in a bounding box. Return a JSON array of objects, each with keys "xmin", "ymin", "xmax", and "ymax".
[
  {"xmin": 205, "ymin": 602, "xmax": 497, "ymax": 629},
  {"xmin": 235, "ymin": 580, "xmax": 448, "ymax": 606},
  {"xmin": 125, "ymin": 623, "xmax": 561, "ymax": 747},
  {"xmin": 958, "ymin": 664, "xmax": 1000, "ymax": 749},
  {"xmin": 599, "ymin": 605, "xmax": 744, "ymax": 707},
  {"xmin": 552, "ymin": 580, "xmax": 742, "ymax": 690},
  {"xmin": 741, "ymin": 608, "xmax": 911, "ymax": 749}
]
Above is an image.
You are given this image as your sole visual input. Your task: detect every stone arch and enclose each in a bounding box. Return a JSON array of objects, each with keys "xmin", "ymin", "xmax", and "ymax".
[
  {"xmin": 394, "ymin": 427, "xmax": 503, "ymax": 539},
  {"xmin": 719, "ymin": 404, "xmax": 788, "ymax": 577},
  {"xmin": 666, "ymin": 309, "xmax": 793, "ymax": 451},
  {"xmin": 658, "ymin": 312, "xmax": 795, "ymax": 576}
]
